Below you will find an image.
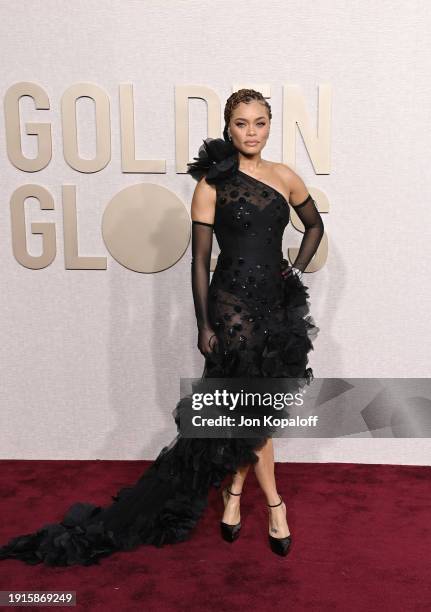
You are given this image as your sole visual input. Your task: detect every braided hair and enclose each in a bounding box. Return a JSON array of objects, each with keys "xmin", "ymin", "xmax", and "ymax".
[{"xmin": 222, "ymin": 89, "xmax": 272, "ymax": 142}]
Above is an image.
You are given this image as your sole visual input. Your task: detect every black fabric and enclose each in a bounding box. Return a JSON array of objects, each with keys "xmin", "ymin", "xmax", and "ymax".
[
  {"xmin": 0, "ymin": 143, "xmax": 323, "ymax": 567},
  {"xmin": 187, "ymin": 137, "xmax": 238, "ymax": 184},
  {"xmin": 289, "ymin": 194, "xmax": 324, "ymax": 273},
  {"xmin": 191, "ymin": 220, "xmax": 219, "ymax": 356}
]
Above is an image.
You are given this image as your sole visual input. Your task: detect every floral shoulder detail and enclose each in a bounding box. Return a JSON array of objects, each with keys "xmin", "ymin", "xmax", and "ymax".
[{"xmin": 187, "ymin": 137, "xmax": 239, "ymax": 185}]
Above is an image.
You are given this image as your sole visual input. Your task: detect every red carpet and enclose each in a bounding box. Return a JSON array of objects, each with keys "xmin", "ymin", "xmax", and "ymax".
[{"xmin": 0, "ymin": 459, "xmax": 430, "ymax": 611}]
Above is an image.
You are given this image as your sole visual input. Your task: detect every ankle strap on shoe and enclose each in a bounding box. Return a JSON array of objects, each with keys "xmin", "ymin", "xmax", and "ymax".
[
  {"xmin": 227, "ymin": 487, "xmax": 242, "ymax": 496},
  {"xmin": 267, "ymin": 495, "xmax": 283, "ymax": 507}
]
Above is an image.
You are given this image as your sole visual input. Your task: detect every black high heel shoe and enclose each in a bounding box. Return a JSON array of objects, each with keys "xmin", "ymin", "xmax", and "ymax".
[
  {"xmin": 267, "ymin": 495, "xmax": 292, "ymax": 557},
  {"xmin": 220, "ymin": 487, "xmax": 242, "ymax": 542}
]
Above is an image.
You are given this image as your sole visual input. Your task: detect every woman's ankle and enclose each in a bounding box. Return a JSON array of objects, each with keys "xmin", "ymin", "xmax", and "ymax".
[
  {"xmin": 228, "ymin": 483, "xmax": 243, "ymax": 495},
  {"xmin": 266, "ymin": 492, "xmax": 282, "ymax": 507}
]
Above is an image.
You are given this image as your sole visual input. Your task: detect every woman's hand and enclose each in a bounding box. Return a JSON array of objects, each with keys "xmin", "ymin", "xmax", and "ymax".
[
  {"xmin": 281, "ymin": 259, "xmax": 303, "ymax": 281},
  {"xmin": 197, "ymin": 326, "xmax": 219, "ymax": 356}
]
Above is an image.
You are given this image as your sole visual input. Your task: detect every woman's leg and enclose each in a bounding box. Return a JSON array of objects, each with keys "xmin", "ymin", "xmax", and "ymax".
[
  {"xmin": 254, "ymin": 438, "xmax": 290, "ymax": 537},
  {"xmin": 222, "ymin": 464, "xmax": 250, "ymax": 525}
]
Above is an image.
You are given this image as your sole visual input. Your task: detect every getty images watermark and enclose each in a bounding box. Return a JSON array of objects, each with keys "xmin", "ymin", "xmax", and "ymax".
[
  {"xmin": 174, "ymin": 377, "xmax": 316, "ymax": 438},
  {"xmin": 190, "ymin": 385, "xmax": 318, "ymax": 429},
  {"xmin": 174, "ymin": 377, "xmax": 431, "ymax": 439}
]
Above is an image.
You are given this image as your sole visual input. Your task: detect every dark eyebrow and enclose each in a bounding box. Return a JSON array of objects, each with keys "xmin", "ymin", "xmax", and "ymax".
[{"xmin": 234, "ymin": 116, "xmax": 267, "ymax": 121}]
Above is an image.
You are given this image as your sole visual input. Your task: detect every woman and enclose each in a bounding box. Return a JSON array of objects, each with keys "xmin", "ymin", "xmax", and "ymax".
[
  {"xmin": 0, "ymin": 89, "xmax": 323, "ymax": 565},
  {"xmin": 188, "ymin": 89, "xmax": 323, "ymax": 555}
]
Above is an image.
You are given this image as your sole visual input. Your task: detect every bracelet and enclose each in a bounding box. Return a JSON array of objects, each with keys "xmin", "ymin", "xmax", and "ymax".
[{"xmin": 291, "ymin": 267, "xmax": 303, "ymax": 280}]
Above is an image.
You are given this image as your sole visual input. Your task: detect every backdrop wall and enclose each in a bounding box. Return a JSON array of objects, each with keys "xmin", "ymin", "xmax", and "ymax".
[{"xmin": 1, "ymin": 0, "xmax": 430, "ymax": 464}]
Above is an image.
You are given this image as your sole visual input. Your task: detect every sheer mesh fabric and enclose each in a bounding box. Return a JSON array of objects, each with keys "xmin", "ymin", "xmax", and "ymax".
[
  {"xmin": 290, "ymin": 194, "xmax": 324, "ymax": 273},
  {"xmin": 191, "ymin": 221, "xmax": 218, "ymax": 355}
]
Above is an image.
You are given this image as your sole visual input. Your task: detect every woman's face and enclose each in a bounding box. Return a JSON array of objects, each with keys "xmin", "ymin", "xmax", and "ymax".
[{"xmin": 229, "ymin": 101, "xmax": 270, "ymax": 155}]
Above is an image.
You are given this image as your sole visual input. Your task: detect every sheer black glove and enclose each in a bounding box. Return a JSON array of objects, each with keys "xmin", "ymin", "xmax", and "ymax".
[
  {"xmin": 191, "ymin": 220, "xmax": 219, "ymax": 356},
  {"xmin": 290, "ymin": 194, "xmax": 324, "ymax": 273}
]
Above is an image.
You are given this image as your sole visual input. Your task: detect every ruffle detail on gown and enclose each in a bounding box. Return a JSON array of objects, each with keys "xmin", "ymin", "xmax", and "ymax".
[
  {"xmin": 186, "ymin": 137, "xmax": 239, "ymax": 184},
  {"xmin": 264, "ymin": 266, "xmax": 320, "ymax": 383},
  {"xmin": 0, "ymin": 503, "xmax": 117, "ymax": 566}
]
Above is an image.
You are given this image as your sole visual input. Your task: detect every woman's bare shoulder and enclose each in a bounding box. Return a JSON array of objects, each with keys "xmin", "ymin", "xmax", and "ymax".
[
  {"xmin": 270, "ymin": 161, "xmax": 299, "ymax": 183},
  {"xmin": 271, "ymin": 162, "xmax": 310, "ymax": 204}
]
